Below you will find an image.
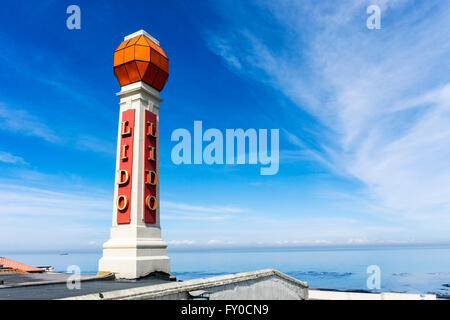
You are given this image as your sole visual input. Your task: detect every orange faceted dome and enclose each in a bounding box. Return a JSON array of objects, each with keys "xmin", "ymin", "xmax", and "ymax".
[{"xmin": 113, "ymin": 33, "xmax": 169, "ymax": 91}]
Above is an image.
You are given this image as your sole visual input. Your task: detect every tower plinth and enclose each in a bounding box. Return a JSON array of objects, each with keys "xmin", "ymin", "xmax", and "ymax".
[{"xmin": 98, "ymin": 30, "xmax": 170, "ymax": 279}]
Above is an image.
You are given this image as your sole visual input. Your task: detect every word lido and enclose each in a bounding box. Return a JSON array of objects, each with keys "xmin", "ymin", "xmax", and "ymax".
[{"xmin": 116, "ymin": 109, "xmax": 158, "ymax": 224}]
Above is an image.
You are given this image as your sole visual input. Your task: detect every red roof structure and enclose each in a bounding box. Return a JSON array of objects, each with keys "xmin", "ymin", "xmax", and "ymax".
[{"xmin": 0, "ymin": 257, "xmax": 44, "ymax": 273}]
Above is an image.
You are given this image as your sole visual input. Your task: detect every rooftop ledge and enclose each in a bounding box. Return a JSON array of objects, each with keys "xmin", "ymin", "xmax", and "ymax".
[{"xmin": 62, "ymin": 269, "xmax": 309, "ymax": 300}]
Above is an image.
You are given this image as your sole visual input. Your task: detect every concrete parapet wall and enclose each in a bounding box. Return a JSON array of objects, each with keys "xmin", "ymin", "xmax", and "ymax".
[
  {"xmin": 308, "ymin": 289, "xmax": 436, "ymax": 300},
  {"xmin": 64, "ymin": 269, "xmax": 309, "ymax": 300}
]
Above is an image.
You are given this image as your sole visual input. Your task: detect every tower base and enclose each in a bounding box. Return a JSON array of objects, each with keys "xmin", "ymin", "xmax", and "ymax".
[{"xmin": 98, "ymin": 238, "xmax": 170, "ymax": 279}]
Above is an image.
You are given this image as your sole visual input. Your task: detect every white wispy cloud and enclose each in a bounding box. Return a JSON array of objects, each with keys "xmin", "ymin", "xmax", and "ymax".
[
  {"xmin": 0, "ymin": 172, "xmax": 251, "ymax": 250},
  {"xmin": 205, "ymin": 0, "xmax": 450, "ymax": 225},
  {"xmin": 0, "ymin": 29, "xmax": 116, "ymax": 159},
  {"xmin": 161, "ymin": 200, "xmax": 247, "ymax": 222},
  {"xmin": 0, "ymin": 151, "xmax": 27, "ymax": 165},
  {"xmin": 75, "ymin": 135, "xmax": 116, "ymax": 156},
  {"xmin": 0, "ymin": 104, "xmax": 61, "ymax": 143},
  {"xmin": 0, "ymin": 102, "xmax": 116, "ymax": 157},
  {"xmin": 167, "ymin": 240, "xmax": 197, "ymax": 245},
  {"xmin": 0, "ymin": 171, "xmax": 434, "ymax": 250},
  {"xmin": 162, "ymin": 200, "xmax": 246, "ymax": 214},
  {"xmin": 0, "ymin": 183, "xmax": 111, "ymax": 219},
  {"xmin": 0, "ymin": 179, "xmax": 112, "ymax": 251}
]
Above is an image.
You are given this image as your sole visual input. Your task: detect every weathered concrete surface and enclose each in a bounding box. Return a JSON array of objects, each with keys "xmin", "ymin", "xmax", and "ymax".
[
  {"xmin": 63, "ymin": 269, "xmax": 309, "ymax": 300},
  {"xmin": 1, "ymin": 269, "xmax": 437, "ymax": 300},
  {"xmin": 0, "ymin": 275, "xmax": 170, "ymax": 300},
  {"xmin": 308, "ymin": 289, "xmax": 436, "ymax": 300},
  {"xmin": 0, "ymin": 272, "xmax": 114, "ymax": 288}
]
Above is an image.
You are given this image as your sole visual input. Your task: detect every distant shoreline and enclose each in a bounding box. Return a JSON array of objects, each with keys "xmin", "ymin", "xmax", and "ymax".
[{"xmin": 3, "ymin": 242, "xmax": 450, "ymax": 255}]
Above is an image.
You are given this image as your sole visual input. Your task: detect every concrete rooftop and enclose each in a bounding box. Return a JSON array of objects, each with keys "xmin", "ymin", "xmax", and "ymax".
[{"xmin": 0, "ymin": 272, "xmax": 170, "ymax": 300}]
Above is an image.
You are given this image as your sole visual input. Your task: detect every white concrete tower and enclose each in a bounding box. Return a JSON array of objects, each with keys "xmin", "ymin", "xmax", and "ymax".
[{"xmin": 98, "ymin": 30, "xmax": 170, "ymax": 279}]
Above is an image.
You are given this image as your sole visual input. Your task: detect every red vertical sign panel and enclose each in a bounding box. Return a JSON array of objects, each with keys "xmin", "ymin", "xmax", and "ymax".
[
  {"xmin": 117, "ymin": 109, "xmax": 135, "ymax": 224},
  {"xmin": 143, "ymin": 110, "xmax": 157, "ymax": 224}
]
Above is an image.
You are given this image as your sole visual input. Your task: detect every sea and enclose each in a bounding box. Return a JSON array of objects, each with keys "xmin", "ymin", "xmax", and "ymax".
[{"xmin": 4, "ymin": 246, "xmax": 450, "ymax": 298}]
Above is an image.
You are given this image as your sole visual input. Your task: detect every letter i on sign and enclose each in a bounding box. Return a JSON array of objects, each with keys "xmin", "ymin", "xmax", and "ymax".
[{"xmin": 143, "ymin": 110, "xmax": 158, "ymax": 223}]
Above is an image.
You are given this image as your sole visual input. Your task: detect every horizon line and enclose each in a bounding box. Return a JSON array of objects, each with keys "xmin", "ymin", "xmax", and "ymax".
[{"xmin": 3, "ymin": 241, "xmax": 450, "ymax": 255}]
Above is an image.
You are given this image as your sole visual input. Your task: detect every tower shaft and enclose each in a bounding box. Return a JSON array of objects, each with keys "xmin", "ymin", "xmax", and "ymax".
[{"xmin": 98, "ymin": 81, "xmax": 170, "ymax": 279}]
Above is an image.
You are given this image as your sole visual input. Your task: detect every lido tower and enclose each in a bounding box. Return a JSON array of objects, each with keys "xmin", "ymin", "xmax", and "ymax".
[{"xmin": 98, "ymin": 30, "xmax": 170, "ymax": 279}]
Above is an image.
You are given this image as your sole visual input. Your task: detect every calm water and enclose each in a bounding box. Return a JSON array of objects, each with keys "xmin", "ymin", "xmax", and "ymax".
[{"xmin": 5, "ymin": 246, "xmax": 450, "ymax": 296}]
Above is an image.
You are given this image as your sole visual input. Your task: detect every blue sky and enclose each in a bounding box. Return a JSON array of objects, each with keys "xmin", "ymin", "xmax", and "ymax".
[{"xmin": 1, "ymin": 0, "xmax": 449, "ymax": 252}]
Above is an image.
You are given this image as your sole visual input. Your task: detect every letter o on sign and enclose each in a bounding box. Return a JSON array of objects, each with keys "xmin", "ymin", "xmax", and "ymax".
[
  {"xmin": 146, "ymin": 195, "xmax": 157, "ymax": 211},
  {"xmin": 117, "ymin": 195, "xmax": 128, "ymax": 212}
]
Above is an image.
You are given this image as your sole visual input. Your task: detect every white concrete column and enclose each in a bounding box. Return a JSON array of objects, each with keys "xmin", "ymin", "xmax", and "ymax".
[{"xmin": 98, "ymin": 81, "xmax": 170, "ymax": 279}]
